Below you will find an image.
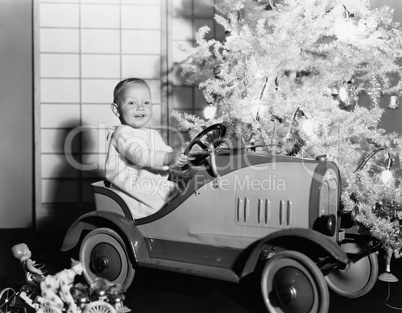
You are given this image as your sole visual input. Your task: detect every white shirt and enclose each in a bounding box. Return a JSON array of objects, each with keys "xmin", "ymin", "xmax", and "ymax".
[{"xmin": 105, "ymin": 125, "xmax": 177, "ymax": 218}]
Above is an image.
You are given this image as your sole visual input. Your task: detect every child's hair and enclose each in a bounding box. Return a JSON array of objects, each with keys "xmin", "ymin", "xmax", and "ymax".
[{"xmin": 113, "ymin": 78, "xmax": 150, "ymax": 104}]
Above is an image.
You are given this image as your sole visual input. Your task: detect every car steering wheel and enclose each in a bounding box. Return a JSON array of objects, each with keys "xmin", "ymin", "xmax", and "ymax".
[{"xmin": 183, "ymin": 123, "xmax": 226, "ymax": 177}]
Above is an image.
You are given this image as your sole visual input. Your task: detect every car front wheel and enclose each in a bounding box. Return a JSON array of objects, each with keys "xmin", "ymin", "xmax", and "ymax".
[
  {"xmin": 260, "ymin": 250, "xmax": 329, "ymax": 313},
  {"xmin": 325, "ymin": 242, "xmax": 378, "ymax": 298},
  {"xmin": 80, "ymin": 228, "xmax": 135, "ymax": 290}
]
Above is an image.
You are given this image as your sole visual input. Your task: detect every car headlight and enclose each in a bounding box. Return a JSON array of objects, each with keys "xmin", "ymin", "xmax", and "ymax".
[{"xmin": 313, "ymin": 214, "xmax": 337, "ymax": 236}]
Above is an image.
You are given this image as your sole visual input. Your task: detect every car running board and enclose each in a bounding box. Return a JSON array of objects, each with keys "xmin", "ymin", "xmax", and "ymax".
[{"xmin": 137, "ymin": 258, "xmax": 241, "ymax": 283}]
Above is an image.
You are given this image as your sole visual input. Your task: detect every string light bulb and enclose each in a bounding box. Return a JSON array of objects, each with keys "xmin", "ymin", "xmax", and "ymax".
[
  {"xmin": 204, "ymin": 104, "xmax": 217, "ymax": 120},
  {"xmin": 301, "ymin": 118, "xmax": 315, "ymax": 137},
  {"xmin": 381, "ymin": 170, "xmax": 394, "ymax": 185},
  {"xmin": 381, "ymin": 153, "xmax": 394, "ymax": 185},
  {"xmin": 354, "ymin": 148, "xmax": 394, "ymax": 186},
  {"xmin": 338, "ymin": 86, "xmax": 349, "ymax": 102}
]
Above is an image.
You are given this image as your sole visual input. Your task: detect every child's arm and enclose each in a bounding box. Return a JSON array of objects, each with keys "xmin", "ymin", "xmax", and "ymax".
[
  {"xmin": 113, "ymin": 127, "xmax": 188, "ymax": 169},
  {"xmin": 114, "ymin": 128, "xmax": 169, "ymax": 168},
  {"xmin": 164, "ymin": 150, "xmax": 188, "ymax": 168}
]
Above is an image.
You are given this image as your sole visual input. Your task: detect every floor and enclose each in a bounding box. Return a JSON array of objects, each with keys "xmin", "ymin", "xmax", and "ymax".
[{"xmin": 1, "ymin": 229, "xmax": 402, "ymax": 313}]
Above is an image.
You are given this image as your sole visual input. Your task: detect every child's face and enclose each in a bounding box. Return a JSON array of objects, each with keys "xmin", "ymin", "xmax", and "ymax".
[{"xmin": 114, "ymin": 83, "xmax": 153, "ymax": 128}]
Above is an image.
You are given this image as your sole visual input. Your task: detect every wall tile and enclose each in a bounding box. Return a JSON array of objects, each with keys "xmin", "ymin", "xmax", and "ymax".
[
  {"xmin": 194, "ymin": 109, "xmax": 204, "ymax": 119},
  {"xmin": 173, "ymin": 87, "xmax": 193, "ymax": 109},
  {"xmin": 122, "ymin": 0, "xmax": 161, "ymax": 4},
  {"xmin": 171, "ymin": 64, "xmax": 186, "ymax": 86},
  {"xmin": 81, "ymin": 54, "xmax": 120, "ymax": 78},
  {"xmin": 41, "ymin": 54, "xmax": 79, "ymax": 78},
  {"xmin": 41, "ymin": 104, "xmax": 80, "ymax": 128},
  {"xmin": 40, "ymin": 3, "xmax": 79, "ymax": 27},
  {"xmin": 194, "ymin": 87, "xmax": 207, "ymax": 109},
  {"xmin": 81, "ymin": 29, "xmax": 120, "ymax": 53},
  {"xmin": 41, "ymin": 179, "xmax": 80, "ymax": 203},
  {"xmin": 41, "ymin": 129, "xmax": 63, "ymax": 153},
  {"xmin": 81, "ymin": 79, "xmax": 119, "ymax": 103},
  {"xmin": 82, "ymin": 154, "xmax": 107, "ymax": 178},
  {"xmin": 172, "ymin": 18, "xmax": 193, "ymax": 40},
  {"xmin": 82, "ymin": 104, "xmax": 120, "ymax": 127},
  {"xmin": 41, "ymin": 154, "xmax": 80, "ymax": 178},
  {"xmin": 172, "ymin": 0, "xmax": 192, "ymax": 17},
  {"xmin": 194, "ymin": 1, "xmax": 214, "ymax": 18},
  {"xmin": 41, "ymin": 129, "xmax": 82, "ymax": 154},
  {"xmin": 40, "ymin": 29, "xmax": 79, "ymax": 53},
  {"xmin": 172, "ymin": 40, "xmax": 192, "ymax": 63},
  {"xmin": 122, "ymin": 55, "xmax": 160, "ymax": 79},
  {"xmin": 41, "ymin": 79, "xmax": 80, "ymax": 103},
  {"xmin": 81, "ymin": 0, "xmax": 119, "ymax": 3},
  {"xmin": 81, "ymin": 4, "xmax": 120, "ymax": 28},
  {"xmin": 148, "ymin": 103, "xmax": 161, "ymax": 126},
  {"xmin": 82, "ymin": 127, "xmax": 109, "ymax": 154},
  {"xmin": 122, "ymin": 5, "xmax": 161, "ymax": 29},
  {"xmin": 41, "ymin": 0, "xmax": 79, "ymax": 3},
  {"xmin": 146, "ymin": 80, "xmax": 161, "ymax": 103},
  {"xmin": 122, "ymin": 30, "xmax": 161, "ymax": 54}
]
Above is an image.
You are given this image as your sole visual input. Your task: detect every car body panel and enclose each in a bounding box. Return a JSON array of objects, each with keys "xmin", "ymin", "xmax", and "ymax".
[
  {"xmin": 62, "ymin": 150, "xmax": 347, "ymax": 281},
  {"xmin": 136, "ymin": 153, "xmax": 331, "ymax": 249}
]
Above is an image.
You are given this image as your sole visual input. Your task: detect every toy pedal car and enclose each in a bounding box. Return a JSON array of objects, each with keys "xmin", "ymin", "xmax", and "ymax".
[{"xmin": 61, "ymin": 123, "xmax": 379, "ymax": 313}]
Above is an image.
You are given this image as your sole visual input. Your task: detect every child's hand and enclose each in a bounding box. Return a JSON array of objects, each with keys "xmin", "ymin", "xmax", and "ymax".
[{"xmin": 167, "ymin": 151, "xmax": 188, "ymax": 168}]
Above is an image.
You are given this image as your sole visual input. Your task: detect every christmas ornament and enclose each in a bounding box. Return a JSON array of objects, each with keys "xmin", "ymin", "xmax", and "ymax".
[{"xmin": 388, "ymin": 95, "xmax": 399, "ymax": 110}]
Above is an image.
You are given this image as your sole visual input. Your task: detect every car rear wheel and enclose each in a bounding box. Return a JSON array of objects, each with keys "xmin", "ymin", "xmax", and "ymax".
[
  {"xmin": 325, "ymin": 242, "xmax": 378, "ymax": 298},
  {"xmin": 260, "ymin": 250, "xmax": 329, "ymax": 313},
  {"xmin": 80, "ymin": 228, "xmax": 135, "ymax": 290}
]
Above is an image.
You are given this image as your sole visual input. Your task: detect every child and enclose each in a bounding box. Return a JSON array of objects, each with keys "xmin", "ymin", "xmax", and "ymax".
[{"xmin": 105, "ymin": 78, "xmax": 188, "ymax": 218}]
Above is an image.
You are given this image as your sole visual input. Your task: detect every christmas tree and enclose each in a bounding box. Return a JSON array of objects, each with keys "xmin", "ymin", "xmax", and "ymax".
[{"xmin": 173, "ymin": 0, "xmax": 402, "ymax": 250}]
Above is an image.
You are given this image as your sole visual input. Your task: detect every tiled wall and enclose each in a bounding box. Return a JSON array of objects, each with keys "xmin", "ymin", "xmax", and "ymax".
[{"xmin": 35, "ymin": 0, "xmax": 219, "ymax": 230}]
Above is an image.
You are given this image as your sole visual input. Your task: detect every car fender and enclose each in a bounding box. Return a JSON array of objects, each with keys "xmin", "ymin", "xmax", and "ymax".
[
  {"xmin": 60, "ymin": 211, "xmax": 149, "ymax": 262},
  {"xmin": 241, "ymin": 228, "xmax": 349, "ymax": 277}
]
